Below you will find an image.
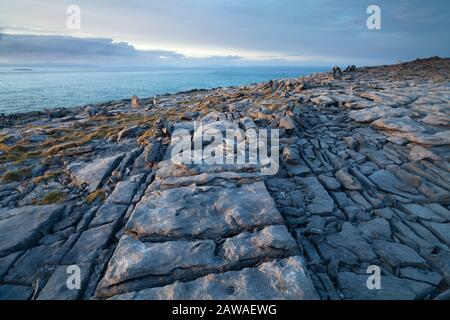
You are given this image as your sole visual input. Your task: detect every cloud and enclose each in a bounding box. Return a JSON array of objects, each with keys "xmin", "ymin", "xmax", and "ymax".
[
  {"xmin": 0, "ymin": 33, "xmax": 185, "ymax": 64},
  {"xmin": 0, "ymin": 0, "xmax": 449, "ymax": 65}
]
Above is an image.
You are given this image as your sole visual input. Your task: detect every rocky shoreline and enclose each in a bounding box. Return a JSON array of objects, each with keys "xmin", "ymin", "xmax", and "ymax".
[{"xmin": 0, "ymin": 57, "xmax": 449, "ymax": 300}]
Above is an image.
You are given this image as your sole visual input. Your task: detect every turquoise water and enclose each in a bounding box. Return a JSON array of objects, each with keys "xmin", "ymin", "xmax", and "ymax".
[{"xmin": 0, "ymin": 66, "xmax": 327, "ymax": 114}]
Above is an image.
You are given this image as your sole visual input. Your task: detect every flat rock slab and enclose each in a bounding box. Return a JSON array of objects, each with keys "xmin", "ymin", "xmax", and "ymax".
[
  {"xmin": 89, "ymin": 203, "xmax": 128, "ymax": 228},
  {"xmin": 0, "ymin": 251, "xmax": 23, "ymax": 278},
  {"xmin": 110, "ymin": 256, "xmax": 319, "ymax": 300},
  {"xmin": 4, "ymin": 242, "xmax": 64, "ymax": 285},
  {"xmin": 0, "ymin": 204, "xmax": 65, "ymax": 257},
  {"xmin": 126, "ymin": 181, "xmax": 283, "ymax": 241},
  {"xmin": 369, "ymin": 169, "xmax": 423, "ymax": 200},
  {"xmin": 67, "ymin": 154, "xmax": 124, "ymax": 192},
  {"xmin": 399, "ymin": 267, "xmax": 443, "ymax": 286},
  {"xmin": 0, "ymin": 285, "xmax": 33, "ymax": 300},
  {"xmin": 337, "ymin": 272, "xmax": 433, "ymax": 300},
  {"xmin": 349, "ymin": 106, "xmax": 411, "ymax": 123},
  {"xmin": 152, "ymin": 171, "xmax": 262, "ymax": 190},
  {"xmin": 221, "ymin": 225, "xmax": 298, "ymax": 263},
  {"xmin": 62, "ymin": 221, "xmax": 118, "ymax": 264},
  {"xmin": 372, "ymin": 116, "xmax": 423, "ymax": 133},
  {"xmin": 155, "ymin": 160, "xmax": 261, "ymax": 180},
  {"xmin": 372, "ymin": 240, "xmax": 428, "ymax": 269},
  {"xmin": 400, "ymin": 203, "xmax": 446, "ymax": 222},
  {"xmin": 97, "ymin": 225, "xmax": 298, "ymax": 297},
  {"xmin": 106, "ymin": 180, "xmax": 138, "ymax": 205},
  {"xmin": 421, "ymin": 221, "xmax": 450, "ymax": 247},
  {"xmin": 358, "ymin": 218, "xmax": 392, "ymax": 240},
  {"xmin": 37, "ymin": 263, "xmax": 92, "ymax": 300},
  {"xmin": 326, "ymin": 222, "xmax": 378, "ymax": 263},
  {"xmin": 298, "ymin": 176, "xmax": 335, "ymax": 215}
]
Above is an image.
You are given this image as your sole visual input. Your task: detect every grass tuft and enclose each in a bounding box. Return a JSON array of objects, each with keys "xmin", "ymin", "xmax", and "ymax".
[
  {"xmin": 1, "ymin": 167, "xmax": 32, "ymax": 182},
  {"xmin": 86, "ymin": 189, "xmax": 106, "ymax": 204},
  {"xmin": 39, "ymin": 191, "xmax": 66, "ymax": 205}
]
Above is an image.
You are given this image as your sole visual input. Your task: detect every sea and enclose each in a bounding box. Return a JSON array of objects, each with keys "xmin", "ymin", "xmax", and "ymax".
[{"xmin": 0, "ymin": 66, "xmax": 327, "ymax": 114}]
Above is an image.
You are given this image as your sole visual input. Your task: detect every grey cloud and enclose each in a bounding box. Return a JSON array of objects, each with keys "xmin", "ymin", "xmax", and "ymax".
[
  {"xmin": 0, "ymin": 33, "xmax": 185, "ymax": 64},
  {"xmin": 0, "ymin": 0, "xmax": 449, "ymax": 65}
]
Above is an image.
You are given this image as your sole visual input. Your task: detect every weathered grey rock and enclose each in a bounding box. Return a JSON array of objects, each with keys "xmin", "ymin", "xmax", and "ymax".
[
  {"xmin": 4, "ymin": 242, "xmax": 64, "ymax": 285},
  {"xmin": 155, "ymin": 159, "xmax": 260, "ymax": 180},
  {"xmin": 358, "ymin": 161, "xmax": 379, "ymax": 176},
  {"xmin": 0, "ymin": 251, "xmax": 23, "ymax": 278},
  {"xmin": 143, "ymin": 140, "xmax": 161, "ymax": 164},
  {"xmin": 106, "ymin": 179, "xmax": 138, "ymax": 204},
  {"xmin": 0, "ymin": 285, "xmax": 33, "ymax": 300},
  {"xmin": 399, "ymin": 267, "xmax": 443, "ymax": 286},
  {"xmin": 337, "ymin": 272, "xmax": 429, "ymax": 300},
  {"xmin": 58, "ymin": 146, "xmax": 93, "ymax": 157},
  {"xmin": 421, "ymin": 221, "xmax": 450, "ymax": 247},
  {"xmin": 317, "ymin": 241, "xmax": 359, "ymax": 266},
  {"xmin": 335, "ymin": 168, "xmax": 362, "ymax": 190},
  {"xmin": 409, "ymin": 145, "xmax": 441, "ymax": 162},
  {"xmin": 97, "ymin": 236, "xmax": 224, "ymax": 297},
  {"xmin": 390, "ymin": 130, "xmax": 450, "ymax": 146},
  {"xmin": 67, "ymin": 154, "xmax": 125, "ymax": 192},
  {"xmin": 358, "ymin": 218, "xmax": 392, "ymax": 240},
  {"xmin": 386, "ymin": 164, "xmax": 421, "ymax": 188},
  {"xmin": 116, "ymin": 147, "xmax": 143, "ymax": 175},
  {"xmin": 369, "ymin": 169, "xmax": 423, "ymax": 199},
  {"xmin": 298, "ymin": 176, "xmax": 335, "ymax": 215},
  {"xmin": 152, "ymin": 171, "xmax": 262, "ymax": 190},
  {"xmin": 0, "ymin": 204, "xmax": 65, "ymax": 257},
  {"xmin": 326, "ymin": 222, "xmax": 377, "ymax": 262},
  {"xmin": 62, "ymin": 221, "xmax": 117, "ymax": 264},
  {"xmin": 39, "ymin": 234, "xmax": 66, "ymax": 245},
  {"xmin": 37, "ymin": 263, "xmax": 92, "ymax": 300},
  {"xmin": 126, "ymin": 182, "xmax": 283, "ymax": 240},
  {"xmin": 372, "ymin": 116, "xmax": 423, "ymax": 132},
  {"xmin": 434, "ymin": 289, "xmax": 450, "ymax": 300},
  {"xmin": 305, "ymin": 216, "xmax": 325, "ymax": 235},
  {"xmin": 76, "ymin": 206, "xmax": 98, "ymax": 232},
  {"xmin": 422, "ymin": 112, "xmax": 450, "ymax": 126},
  {"xmin": 399, "ymin": 203, "xmax": 446, "ymax": 222},
  {"xmin": 221, "ymin": 225, "xmax": 298, "ymax": 263},
  {"xmin": 372, "ymin": 240, "xmax": 428, "ymax": 268},
  {"xmin": 366, "ymin": 150, "xmax": 396, "ymax": 168},
  {"xmin": 426, "ymin": 203, "xmax": 450, "ymax": 221},
  {"xmin": 318, "ymin": 175, "xmax": 341, "ymax": 191},
  {"xmin": 283, "ymin": 145, "xmax": 301, "ymax": 164},
  {"xmin": 348, "ymin": 191, "xmax": 372, "ymax": 211},
  {"xmin": 311, "ymin": 95, "xmax": 335, "ymax": 106},
  {"xmin": 117, "ymin": 125, "xmax": 144, "ymax": 141},
  {"xmin": 99, "ymin": 225, "xmax": 298, "ymax": 297},
  {"xmin": 0, "ymin": 181, "xmax": 20, "ymax": 193},
  {"xmin": 331, "ymin": 192, "xmax": 349, "ymax": 208},
  {"xmin": 110, "ymin": 257, "xmax": 319, "ymax": 300},
  {"xmin": 348, "ymin": 106, "xmax": 411, "ymax": 123},
  {"xmin": 390, "ymin": 218, "xmax": 436, "ymax": 250},
  {"xmin": 89, "ymin": 203, "xmax": 128, "ymax": 228},
  {"xmin": 279, "ymin": 116, "xmax": 296, "ymax": 130},
  {"xmin": 239, "ymin": 117, "xmax": 256, "ymax": 130},
  {"xmin": 285, "ymin": 162, "xmax": 311, "ymax": 176},
  {"xmin": 53, "ymin": 209, "xmax": 83, "ymax": 232}
]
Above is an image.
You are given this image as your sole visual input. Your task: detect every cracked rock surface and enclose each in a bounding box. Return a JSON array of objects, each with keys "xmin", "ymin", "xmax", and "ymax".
[{"xmin": 0, "ymin": 57, "xmax": 449, "ymax": 300}]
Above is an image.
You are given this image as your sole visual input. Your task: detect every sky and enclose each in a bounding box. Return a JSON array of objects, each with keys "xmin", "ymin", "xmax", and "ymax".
[{"xmin": 0, "ymin": 0, "xmax": 449, "ymax": 66}]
